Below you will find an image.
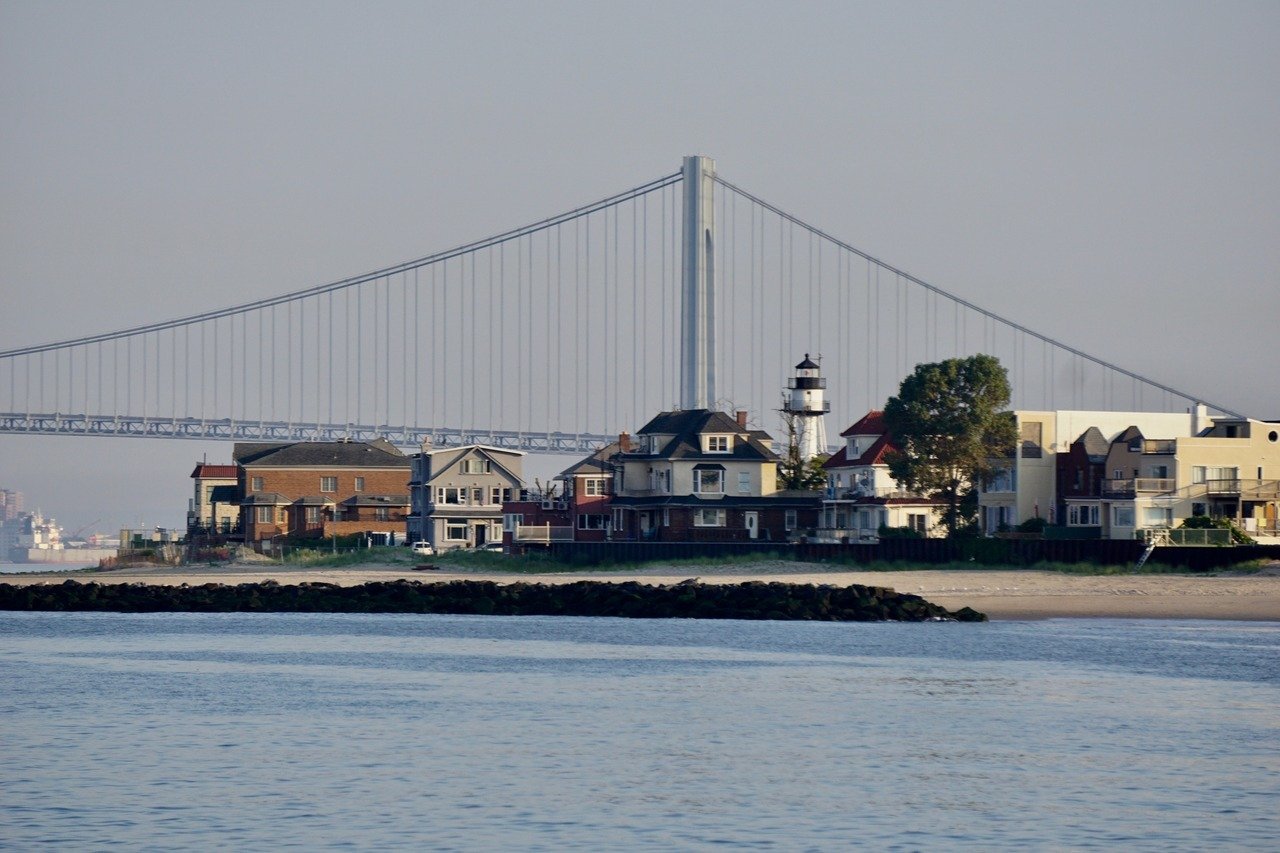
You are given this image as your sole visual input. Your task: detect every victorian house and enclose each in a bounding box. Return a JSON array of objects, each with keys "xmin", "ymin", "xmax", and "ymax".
[{"xmin": 608, "ymin": 409, "xmax": 819, "ymax": 542}]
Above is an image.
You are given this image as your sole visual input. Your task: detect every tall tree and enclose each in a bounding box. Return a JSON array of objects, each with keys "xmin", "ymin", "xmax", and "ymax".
[{"xmin": 882, "ymin": 355, "xmax": 1016, "ymax": 536}]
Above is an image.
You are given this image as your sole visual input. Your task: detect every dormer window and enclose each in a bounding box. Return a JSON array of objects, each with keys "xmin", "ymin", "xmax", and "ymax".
[{"xmin": 705, "ymin": 435, "xmax": 730, "ymax": 453}]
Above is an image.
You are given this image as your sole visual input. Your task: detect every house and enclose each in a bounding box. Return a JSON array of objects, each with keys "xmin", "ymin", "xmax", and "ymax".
[
  {"xmin": 187, "ymin": 463, "xmax": 239, "ymax": 536},
  {"xmin": 407, "ymin": 445, "xmax": 524, "ymax": 551},
  {"xmin": 502, "ymin": 442, "xmax": 619, "ymax": 549},
  {"xmin": 234, "ymin": 439, "xmax": 412, "ymax": 543},
  {"xmin": 977, "ymin": 408, "xmax": 1202, "ymax": 535},
  {"xmin": 817, "ymin": 411, "xmax": 944, "ymax": 540},
  {"xmin": 1098, "ymin": 417, "xmax": 1280, "ymax": 542},
  {"xmin": 609, "ymin": 409, "xmax": 819, "ymax": 542},
  {"xmin": 1056, "ymin": 426, "xmax": 1110, "ymax": 534}
]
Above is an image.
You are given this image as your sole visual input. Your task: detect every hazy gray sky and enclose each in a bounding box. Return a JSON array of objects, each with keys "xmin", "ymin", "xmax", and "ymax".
[{"xmin": 2, "ymin": 0, "xmax": 1277, "ymax": 534}]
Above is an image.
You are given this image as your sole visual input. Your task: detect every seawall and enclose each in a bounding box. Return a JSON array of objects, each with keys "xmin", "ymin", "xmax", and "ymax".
[{"xmin": 0, "ymin": 578, "xmax": 987, "ymax": 622}]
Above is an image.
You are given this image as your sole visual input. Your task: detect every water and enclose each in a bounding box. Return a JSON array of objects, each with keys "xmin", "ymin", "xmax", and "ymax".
[{"xmin": 2, "ymin": 614, "xmax": 1277, "ymax": 850}]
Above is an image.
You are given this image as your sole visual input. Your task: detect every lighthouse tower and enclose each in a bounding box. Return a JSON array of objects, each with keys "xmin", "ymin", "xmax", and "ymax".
[{"xmin": 784, "ymin": 354, "xmax": 830, "ymax": 461}]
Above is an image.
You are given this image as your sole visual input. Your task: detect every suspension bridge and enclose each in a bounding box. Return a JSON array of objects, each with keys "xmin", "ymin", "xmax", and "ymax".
[{"xmin": 0, "ymin": 156, "xmax": 1243, "ymax": 454}]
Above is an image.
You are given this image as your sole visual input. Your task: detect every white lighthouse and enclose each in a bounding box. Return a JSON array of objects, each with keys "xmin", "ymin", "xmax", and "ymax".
[{"xmin": 783, "ymin": 354, "xmax": 830, "ymax": 461}]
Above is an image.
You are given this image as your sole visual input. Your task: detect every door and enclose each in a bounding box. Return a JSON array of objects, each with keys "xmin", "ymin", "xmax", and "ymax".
[
  {"xmin": 474, "ymin": 524, "xmax": 487, "ymax": 547},
  {"xmin": 745, "ymin": 511, "xmax": 758, "ymax": 539}
]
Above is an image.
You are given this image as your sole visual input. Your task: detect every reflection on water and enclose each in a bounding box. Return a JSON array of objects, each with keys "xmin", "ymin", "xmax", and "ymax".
[{"xmin": 1, "ymin": 613, "xmax": 1277, "ymax": 849}]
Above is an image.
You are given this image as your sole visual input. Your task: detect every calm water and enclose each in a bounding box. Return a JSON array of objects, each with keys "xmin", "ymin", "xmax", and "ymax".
[{"xmin": 2, "ymin": 614, "xmax": 1277, "ymax": 850}]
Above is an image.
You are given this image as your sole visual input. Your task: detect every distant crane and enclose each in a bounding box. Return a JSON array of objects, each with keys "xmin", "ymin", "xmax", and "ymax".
[{"xmin": 67, "ymin": 519, "xmax": 101, "ymax": 541}]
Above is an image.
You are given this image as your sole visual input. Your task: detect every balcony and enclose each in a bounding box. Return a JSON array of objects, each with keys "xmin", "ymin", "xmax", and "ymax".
[
  {"xmin": 1104, "ymin": 478, "xmax": 1175, "ymax": 497},
  {"xmin": 514, "ymin": 524, "xmax": 575, "ymax": 543},
  {"xmin": 1206, "ymin": 478, "xmax": 1241, "ymax": 495},
  {"xmin": 1142, "ymin": 439, "xmax": 1176, "ymax": 454}
]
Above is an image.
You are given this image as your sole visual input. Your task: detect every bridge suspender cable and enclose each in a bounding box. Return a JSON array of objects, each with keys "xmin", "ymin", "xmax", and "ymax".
[
  {"xmin": 0, "ymin": 172, "xmax": 683, "ymax": 359},
  {"xmin": 712, "ymin": 175, "xmax": 1245, "ymax": 420}
]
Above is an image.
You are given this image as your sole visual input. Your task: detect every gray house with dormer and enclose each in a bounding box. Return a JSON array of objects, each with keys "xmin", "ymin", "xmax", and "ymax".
[{"xmin": 407, "ymin": 445, "xmax": 525, "ymax": 550}]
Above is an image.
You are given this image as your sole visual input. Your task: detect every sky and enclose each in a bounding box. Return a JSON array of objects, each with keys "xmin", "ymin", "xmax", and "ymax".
[{"xmin": 1, "ymin": 0, "xmax": 1277, "ymax": 535}]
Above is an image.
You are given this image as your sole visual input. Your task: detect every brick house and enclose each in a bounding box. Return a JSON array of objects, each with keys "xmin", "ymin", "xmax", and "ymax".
[
  {"xmin": 234, "ymin": 439, "xmax": 412, "ymax": 543},
  {"xmin": 609, "ymin": 409, "xmax": 819, "ymax": 542}
]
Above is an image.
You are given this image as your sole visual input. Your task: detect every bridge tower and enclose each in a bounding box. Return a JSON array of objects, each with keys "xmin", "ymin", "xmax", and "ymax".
[{"xmin": 680, "ymin": 154, "xmax": 716, "ymax": 410}]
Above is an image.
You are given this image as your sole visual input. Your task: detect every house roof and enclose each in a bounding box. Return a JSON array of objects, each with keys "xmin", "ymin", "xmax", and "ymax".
[
  {"xmin": 240, "ymin": 492, "xmax": 291, "ymax": 505},
  {"xmin": 423, "ymin": 445, "xmax": 523, "ymax": 485},
  {"xmin": 557, "ymin": 441, "xmax": 620, "ymax": 479},
  {"xmin": 630, "ymin": 409, "xmax": 778, "ymax": 461},
  {"xmin": 234, "ymin": 440, "xmax": 411, "ymax": 469},
  {"xmin": 824, "ymin": 431, "xmax": 895, "ymax": 470},
  {"xmin": 339, "ymin": 494, "xmax": 410, "ymax": 507},
  {"xmin": 839, "ymin": 410, "xmax": 886, "ymax": 438},
  {"xmin": 292, "ymin": 495, "xmax": 336, "ymax": 506},
  {"xmin": 1072, "ymin": 426, "xmax": 1111, "ymax": 461},
  {"xmin": 191, "ymin": 463, "xmax": 238, "ymax": 479}
]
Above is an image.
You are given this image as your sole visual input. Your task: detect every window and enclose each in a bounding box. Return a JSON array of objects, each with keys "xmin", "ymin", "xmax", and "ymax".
[
  {"xmin": 305, "ymin": 506, "xmax": 320, "ymax": 523},
  {"xmin": 445, "ymin": 522, "xmax": 469, "ymax": 541},
  {"xmin": 738, "ymin": 472, "xmax": 751, "ymax": 494},
  {"xmin": 1020, "ymin": 422, "xmax": 1043, "ymax": 458},
  {"xmin": 490, "ymin": 486, "xmax": 503, "ymax": 506},
  {"xmin": 437, "ymin": 487, "xmax": 464, "ymax": 505},
  {"xmin": 354, "ymin": 477, "xmax": 365, "ymax": 492},
  {"xmin": 461, "ymin": 458, "xmax": 491, "ymax": 474},
  {"xmin": 251, "ymin": 476, "xmax": 264, "ymax": 493},
  {"xmin": 1068, "ymin": 505, "xmax": 1100, "ymax": 526},
  {"xmin": 471, "ymin": 488, "xmax": 483, "ymax": 505},
  {"xmin": 705, "ymin": 435, "xmax": 730, "ymax": 453},
  {"xmin": 320, "ymin": 476, "xmax": 337, "ymax": 493},
  {"xmin": 501, "ymin": 488, "xmax": 513, "ymax": 504},
  {"xmin": 503, "ymin": 514, "xmax": 523, "ymax": 532},
  {"xmin": 583, "ymin": 478, "xmax": 608, "ymax": 497},
  {"xmin": 255, "ymin": 506, "xmax": 273, "ymax": 523},
  {"xmin": 785, "ymin": 509, "xmax": 798, "ymax": 531},
  {"xmin": 662, "ymin": 508, "xmax": 670, "ymax": 527},
  {"xmin": 1192, "ymin": 503, "xmax": 1206, "ymax": 518},
  {"xmin": 1150, "ymin": 465, "xmax": 1168, "ymax": 479},
  {"xmin": 908, "ymin": 513, "xmax": 927, "ymax": 534},
  {"xmin": 1113, "ymin": 506, "xmax": 1135, "ymax": 527},
  {"xmin": 1143, "ymin": 507, "xmax": 1172, "ymax": 528},
  {"xmin": 577, "ymin": 514, "xmax": 608, "ymax": 530},
  {"xmin": 694, "ymin": 469, "xmax": 723, "ymax": 494},
  {"xmin": 694, "ymin": 508, "xmax": 726, "ymax": 527},
  {"xmin": 375, "ymin": 507, "xmax": 390, "ymax": 521}
]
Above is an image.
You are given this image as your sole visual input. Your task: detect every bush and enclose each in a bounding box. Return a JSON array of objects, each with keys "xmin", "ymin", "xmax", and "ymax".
[
  {"xmin": 1017, "ymin": 517, "xmax": 1049, "ymax": 534},
  {"xmin": 877, "ymin": 524, "xmax": 923, "ymax": 540}
]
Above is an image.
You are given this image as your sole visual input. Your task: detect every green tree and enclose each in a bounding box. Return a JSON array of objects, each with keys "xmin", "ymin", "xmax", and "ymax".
[{"xmin": 882, "ymin": 355, "xmax": 1017, "ymax": 536}]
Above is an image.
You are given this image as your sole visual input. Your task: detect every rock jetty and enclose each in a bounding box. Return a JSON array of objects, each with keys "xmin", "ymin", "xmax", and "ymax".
[{"xmin": 0, "ymin": 578, "xmax": 986, "ymax": 622}]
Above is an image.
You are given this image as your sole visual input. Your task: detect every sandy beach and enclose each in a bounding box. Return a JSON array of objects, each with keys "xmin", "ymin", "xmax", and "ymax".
[{"xmin": 5, "ymin": 559, "xmax": 1280, "ymax": 621}]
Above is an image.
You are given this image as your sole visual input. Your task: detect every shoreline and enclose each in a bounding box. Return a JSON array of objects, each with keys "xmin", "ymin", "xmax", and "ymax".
[{"xmin": 5, "ymin": 559, "xmax": 1279, "ymax": 621}]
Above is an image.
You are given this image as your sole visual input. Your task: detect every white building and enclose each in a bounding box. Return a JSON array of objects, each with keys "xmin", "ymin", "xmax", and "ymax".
[{"xmin": 782, "ymin": 354, "xmax": 830, "ymax": 462}]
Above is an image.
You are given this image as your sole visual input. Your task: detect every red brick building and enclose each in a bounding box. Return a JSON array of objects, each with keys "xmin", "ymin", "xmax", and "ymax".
[{"xmin": 234, "ymin": 439, "xmax": 412, "ymax": 543}]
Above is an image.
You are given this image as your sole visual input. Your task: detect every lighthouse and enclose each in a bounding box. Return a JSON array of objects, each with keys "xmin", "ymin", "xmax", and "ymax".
[{"xmin": 783, "ymin": 354, "xmax": 830, "ymax": 461}]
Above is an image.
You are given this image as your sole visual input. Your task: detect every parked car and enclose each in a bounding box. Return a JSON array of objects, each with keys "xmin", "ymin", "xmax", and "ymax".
[{"xmin": 411, "ymin": 541, "xmax": 435, "ymax": 556}]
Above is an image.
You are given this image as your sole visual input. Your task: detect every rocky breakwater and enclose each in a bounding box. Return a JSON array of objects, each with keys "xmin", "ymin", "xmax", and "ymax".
[{"xmin": 0, "ymin": 578, "xmax": 986, "ymax": 622}]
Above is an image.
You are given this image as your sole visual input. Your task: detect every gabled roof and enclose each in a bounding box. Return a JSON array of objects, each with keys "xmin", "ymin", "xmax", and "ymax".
[
  {"xmin": 234, "ymin": 440, "xmax": 410, "ymax": 469},
  {"xmin": 191, "ymin": 463, "xmax": 238, "ymax": 479},
  {"xmin": 1072, "ymin": 427, "xmax": 1111, "ymax": 462},
  {"xmin": 339, "ymin": 494, "xmax": 410, "ymax": 506},
  {"xmin": 823, "ymin": 431, "xmax": 895, "ymax": 469},
  {"xmin": 423, "ymin": 444, "xmax": 523, "ymax": 485},
  {"xmin": 839, "ymin": 410, "xmax": 886, "ymax": 438},
  {"xmin": 1112, "ymin": 426, "xmax": 1144, "ymax": 446},
  {"xmin": 558, "ymin": 441, "xmax": 619, "ymax": 479},
  {"xmin": 630, "ymin": 409, "xmax": 778, "ymax": 462}
]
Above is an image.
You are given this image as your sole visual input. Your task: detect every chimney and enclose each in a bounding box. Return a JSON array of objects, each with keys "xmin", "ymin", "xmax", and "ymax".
[
  {"xmin": 618, "ymin": 432, "xmax": 632, "ymax": 453},
  {"xmin": 735, "ymin": 410, "xmax": 748, "ymax": 429}
]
